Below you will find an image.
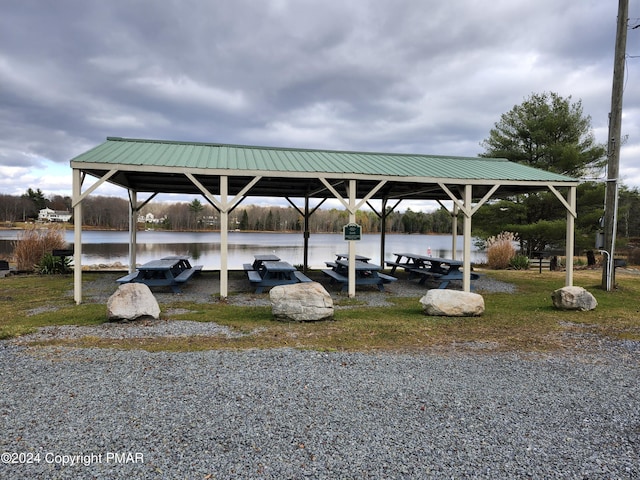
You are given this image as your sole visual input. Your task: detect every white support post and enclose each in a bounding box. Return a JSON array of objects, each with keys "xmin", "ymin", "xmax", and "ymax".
[
  {"xmin": 439, "ymin": 183, "xmax": 501, "ymax": 292},
  {"xmin": 220, "ymin": 176, "xmax": 229, "ymax": 299},
  {"xmin": 452, "ymin": 203, "xmax": 459, "ymax": 260},
  {"xmin": 73, "ymin": 168, "xmax": 83, "ymax": 305},
  {"xmin": 348, "ymin": 180, "xmax": 356, "ymax": 298},
  {"xmin": 462, "ymin": 185, "xmax": 473, "ymax": 292},
  {"xmin": 565, "ymin": 186, "xmax": 576, "ymax": 287},
  {"xmin": 379, "ymin": 198, "xmax": 388, "ymax": 267},
  {"xmin": 129, "ymin": 190, "xmax": 137, "ymax": 273}
]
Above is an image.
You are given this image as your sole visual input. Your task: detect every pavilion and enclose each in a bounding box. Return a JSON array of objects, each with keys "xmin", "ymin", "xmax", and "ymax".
[{"xmin": 70, "ymin": 137, "xmax": 579, "ymax": 303}]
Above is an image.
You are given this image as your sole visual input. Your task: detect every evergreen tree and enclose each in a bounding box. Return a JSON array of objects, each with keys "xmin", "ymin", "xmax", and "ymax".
[
  {"xmin": 265, "ymin": 210, "xmax": 274, "ymax": 231},
  {"xmin": 477, "ymin": 92, "xmax": 607, "ymax": 254},
  {"xmin": 481, "ymin": 92, "xmax": 606, "ymax": 177},
  {"xmin": 188, "ymin": 199, "xmax": 204, "ymax": 229},
  {"xmin": 239, "ymin": 210, "xmax": 249, "ymax": 230},
  {"xmin": 21, "ymin": 187, "xmax": 47, "ymax": 218}
]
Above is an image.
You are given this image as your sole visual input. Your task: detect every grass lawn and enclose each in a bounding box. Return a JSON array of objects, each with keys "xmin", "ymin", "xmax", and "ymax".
[{"xmin": 1, "ymin": 269, "xmax": 638, "ymax": 353}]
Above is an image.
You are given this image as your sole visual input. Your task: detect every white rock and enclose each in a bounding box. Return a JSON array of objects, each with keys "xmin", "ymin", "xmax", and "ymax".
[
  {"xmin": 107, "ymin": 283, "xmax": 161, "ymax": 321},
  {"xmin": 420, "ymin": 289, "xmax": 485, "ymax": 317},
  {"xmin": 270, "ymin": 282, "xmax": 334, "ymax": 322},
  {"xmin": 551, "ymin": 286, "xmax": 597, "ymax": 311}
]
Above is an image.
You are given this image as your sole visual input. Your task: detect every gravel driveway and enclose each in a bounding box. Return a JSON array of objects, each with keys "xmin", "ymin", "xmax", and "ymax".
[
  {"xmin": 1, "ymin": 344, "xmax": 639, "ymax": 479},
  {"xmin": 2, "ymin": 270, "xmax": 639, "ymax": 479}
]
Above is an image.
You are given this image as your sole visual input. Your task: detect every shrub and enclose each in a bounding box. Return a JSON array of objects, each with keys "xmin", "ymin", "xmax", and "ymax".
[
  {"xmin": 12, "ymin": 225, "xmax": 68, "ymax": 272},
  {"xmin": 36, "ymin": 253, "xmax": 73, "ymax": 274},
  {"xmin": 486, "ymin": 231, "xmax": 518, "ymax": 269},
  {"xmin": 629, "ymin": 249, "xmax": 640, "ymax": 266},
  {"xmin": 509, "ymin": 254, "xmax": 530, "ymax": 270}
]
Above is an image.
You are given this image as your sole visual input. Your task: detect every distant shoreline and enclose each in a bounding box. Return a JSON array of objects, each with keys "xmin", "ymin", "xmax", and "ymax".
[{"xmin": 0, "ymin": 223, "xmax": 449, "ymax": 236}]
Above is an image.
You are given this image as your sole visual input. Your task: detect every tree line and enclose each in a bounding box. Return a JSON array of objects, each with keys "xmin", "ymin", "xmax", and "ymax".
[
  {"xmin": 157, "ymin": 200, "xmax": 456, "ymax": 234},
  {"xmin": 0, "ymin": 191, "xmax": 457, "ymax": 235},
  {"xmin": 3, "ymin": 183, "xmax": 640, "ymax": 248}
]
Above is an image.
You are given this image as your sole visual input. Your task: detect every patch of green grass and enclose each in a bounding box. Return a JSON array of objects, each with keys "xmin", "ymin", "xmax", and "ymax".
[
  {"xmin": 3, "ymin": 269, "xmax": 640, "ymax": 352},
  {"xmin": 0, "ymin": 274, "xmax": 105, "ymax": 339}
]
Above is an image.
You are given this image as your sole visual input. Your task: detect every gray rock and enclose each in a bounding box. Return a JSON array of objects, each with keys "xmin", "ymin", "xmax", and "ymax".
[
  {"xmin": 420, "ymin": 289, "xmax": 485, "ymax": 316},
  {"xmin": 106, "ymin": 283, "xmax": 161, "ymax": 321},
  {"xmin": 552, "ymin": 286, "xmax": 597, "ymax": 311},
  {"xmin": 270, "ymin": 282, "xmax": 334, "ymax": 321}
]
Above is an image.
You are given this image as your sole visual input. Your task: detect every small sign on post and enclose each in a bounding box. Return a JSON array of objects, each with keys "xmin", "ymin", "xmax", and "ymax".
[{"xmin": 343, "ymin": 223, "xmax": 362, "ymax": 241}]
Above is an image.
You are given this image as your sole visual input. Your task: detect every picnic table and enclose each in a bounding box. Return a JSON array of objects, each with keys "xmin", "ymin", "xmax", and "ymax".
[
  {"xmin": 322, "ymin": 258, "xmax": 396, "ymax": 292},
  {"xmin": 243, "ymin": 254, "xmax": 281, "ymax": 272},
  {"xmin": 161, "ymin": 255, "xmax": 204, "ymax": 275},
  {"xmin": 0, "ymin": 259, "xmax": 11, "ymax": 278},
  {"xmin": 386, "ymin": 253, "xmax": 479, "ymax": 289},
  {"xmin": 116, "ymin": 256, "xmax": 202, "ymax": 293},
  {"xmin": 335, "ymin": 253, "xmax": 371, "ymax": 262},
  {"xmin": 325, "ymin": 253, "xmax": 372, "ymax": 269},
  {"xmin": 245, "ymin": 259, "xmax": 311, "ymax": 293}
]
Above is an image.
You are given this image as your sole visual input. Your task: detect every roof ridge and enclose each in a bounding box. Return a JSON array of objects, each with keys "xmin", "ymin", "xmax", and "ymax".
[{"xmin": 105, "ymin": 136, "xmax": 507, "ymax": 161}]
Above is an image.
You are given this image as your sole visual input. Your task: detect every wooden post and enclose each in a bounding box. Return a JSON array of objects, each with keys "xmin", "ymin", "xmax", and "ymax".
[
  {"xmin": 602, "ymin": 0, "xmax": 628, "ymax": 290},
  {"xmin": 566, "ymin": 186, "xmax": 576, "ymax": 287},
  {"xmin": 462, "ymin": 185, "xmax": 472, "ymax": 292},
  {"xmin": 380, "ymin": 198, "xmax": 387, "ymax": 268},
  {"xmin": 220, "ymin": 176, "xmax": 228, "ymax": 299},
  {"xmin": 129, "ymin": 190, "xmax": 137, "ymax": 273},
  {"xmin": 451, "ymin": 203, "xmax": 459, "ymax": 260},
  {"xmin": 304, "ymin": 196, "xmax": 310, "ymax": 272},
  {"xmin": 348, "ymin": 180, "xmax": 356, "ymax": 298},
  {"xmin": 73, "ymin": 168, "xmax": 83, "ymax": 305}
]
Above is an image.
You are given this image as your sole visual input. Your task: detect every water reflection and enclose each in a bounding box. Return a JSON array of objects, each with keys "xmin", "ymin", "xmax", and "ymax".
[{"xmin": 0, "ymin": 231, "xmax": 485, "ymax": 269}]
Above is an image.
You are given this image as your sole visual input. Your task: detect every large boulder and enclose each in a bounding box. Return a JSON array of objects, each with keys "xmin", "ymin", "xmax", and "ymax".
[
  {"xmin": 107, "ymin": 283, "xmax": 161, "ymax": 321},
  {"xmin": 420, "ymin": 289, "xmax": 485, "ymax": 317},
  {"xmin": 270, "ymin": 282, "xmax": 334, "ymax": 322},
  {"xmin": 551, "ymin": 286, "xmax": 597, "ymax": 311}
]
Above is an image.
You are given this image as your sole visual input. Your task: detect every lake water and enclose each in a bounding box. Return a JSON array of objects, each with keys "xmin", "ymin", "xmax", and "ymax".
[{"xmin": 0, "ymin": 230, "xmax": 485, "ymax": 269}]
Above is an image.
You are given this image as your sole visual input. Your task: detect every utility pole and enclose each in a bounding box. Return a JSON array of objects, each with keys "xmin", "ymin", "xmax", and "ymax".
[{"xmin": 601, "ymin": 0, "xmax": 628, "ymax": 291}]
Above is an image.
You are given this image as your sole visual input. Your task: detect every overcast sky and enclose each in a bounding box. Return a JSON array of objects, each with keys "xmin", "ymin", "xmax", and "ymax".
[{"xmin": 1, "ymin": 0, "xmax": 639, "ymax": 205}]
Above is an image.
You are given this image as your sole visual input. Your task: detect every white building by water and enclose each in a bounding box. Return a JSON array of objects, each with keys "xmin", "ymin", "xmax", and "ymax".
[{"xmin": 38, "ymin": 208, "xmax": 72, "ymax": 222}]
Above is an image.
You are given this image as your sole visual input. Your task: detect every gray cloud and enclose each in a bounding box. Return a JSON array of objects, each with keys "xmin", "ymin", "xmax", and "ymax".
[{"xmin": 0, "ymin": 0, "xmax": 638, "ymax": 197}]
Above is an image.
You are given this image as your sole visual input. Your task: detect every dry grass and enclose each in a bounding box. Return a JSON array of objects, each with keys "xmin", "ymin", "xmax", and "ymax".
[
  {"xmin": 486, "ymin": 231, "xmax": 518, "ymax": 269},
  {"xmin": 11, "ymin": 224, "xmax": 68, "ymax": 271}
]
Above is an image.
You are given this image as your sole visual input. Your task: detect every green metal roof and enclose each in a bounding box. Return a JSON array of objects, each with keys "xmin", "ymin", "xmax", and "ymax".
[{"xmin": 70, "ymin": 137, "xmax": 578, "ymax": 200}]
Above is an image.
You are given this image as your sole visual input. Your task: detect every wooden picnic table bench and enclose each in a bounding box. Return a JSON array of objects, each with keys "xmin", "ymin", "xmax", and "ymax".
[
  {"xmin": 161, "ymin": 256, "xmax": 203, "ymax": 274},
  {"xmin": 322, "ymin": 259, "xmax": 396, "ymax": 292},
  {"xmin": 335, "ymin": 253, "xmax": 371, "ymax": 262},
  {"xmin": 0, "ymin": 259, "xmax": 12, "ymax": 278},
  {"xmin": 247, "ymin": 254, "xmax": 281, "ymax": 272},
  {"xmin": 116, "ymin": 257, "xmax": 200, "ymax": 293},
  {"xmin": 246, "ymin": 259, "xmax": 311, "ymax": 293},
  {"xmin": 390, "ymin": 253, "xmax": 479, "ymax": 289},
  {"xmin": 52, "ymin": 249, "xmax": 74, "ymax": 258},
  {"xmin": 321, "ymin": 268, "xmax": 349, "ymax": 288},
  {"xmin": 386, "ymin": 252, "xmax": 432, "ymax": 274},
  {"xmin": 409, "ymin": 267, "xmax": 480, "ymax": 289}
]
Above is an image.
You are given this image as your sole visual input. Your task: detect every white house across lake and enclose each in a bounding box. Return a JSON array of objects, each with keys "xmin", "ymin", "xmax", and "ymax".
[{"xmin": 37, "ymin": 208, "xmax": 72, "ymax": 223}]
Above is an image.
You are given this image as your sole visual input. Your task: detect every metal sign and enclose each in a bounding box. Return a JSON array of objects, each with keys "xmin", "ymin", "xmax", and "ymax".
[{"xmin": 343, "ymin": 223, "xmax": 362, "ymax": 241}]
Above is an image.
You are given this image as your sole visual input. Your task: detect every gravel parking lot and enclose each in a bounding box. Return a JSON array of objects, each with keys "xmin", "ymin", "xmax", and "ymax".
[
  {"xmin": 1, "ymin": 343, "xmax": 639, "ymax": 479},
  {"xmin": 3, "ymin": 270, "xmax": 639, "ymax": 479}
]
